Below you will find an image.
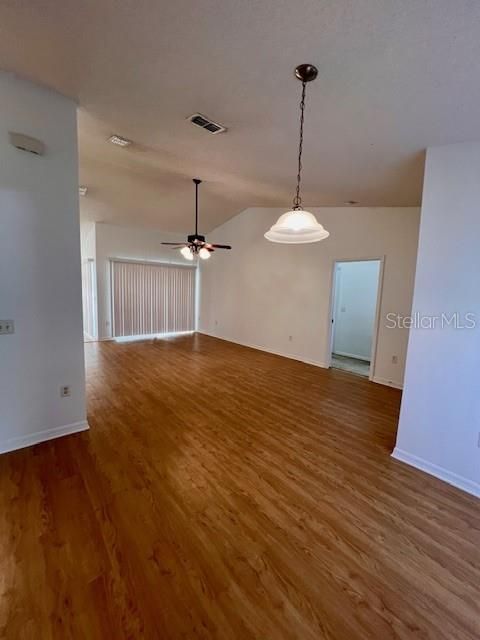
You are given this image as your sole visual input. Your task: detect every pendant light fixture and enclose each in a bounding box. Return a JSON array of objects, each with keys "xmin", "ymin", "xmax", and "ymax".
[{"xmin": 265, "ymin": 64, "xmax": 329, "ymax": 244}]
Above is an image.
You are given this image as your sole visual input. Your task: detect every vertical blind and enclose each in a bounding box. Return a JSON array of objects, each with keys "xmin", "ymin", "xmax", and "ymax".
[{"xmin": 111, "ymin": 260, "xmax": 196, "ymax": 337}]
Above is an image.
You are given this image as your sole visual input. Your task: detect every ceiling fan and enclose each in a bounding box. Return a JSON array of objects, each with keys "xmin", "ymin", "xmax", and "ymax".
[{"xmin": 161, "ymin": 179, "xmax": 231, "ymax": 260}]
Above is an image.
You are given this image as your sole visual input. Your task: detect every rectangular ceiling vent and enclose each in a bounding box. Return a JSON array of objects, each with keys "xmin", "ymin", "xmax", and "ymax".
[
  {"xmin": 187, "ymin": 113, "xmax": 227, "ymax": 135},
  {"xmin": 108, "ymin": 134, "xmax": 132, "ymax": 147}
]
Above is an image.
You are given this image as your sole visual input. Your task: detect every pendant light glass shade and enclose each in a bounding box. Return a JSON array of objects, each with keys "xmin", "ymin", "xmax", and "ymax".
[
  {"xmin": 264, "ymin": 210, "xmax": 329, "ymax": 243},
  {"xmin": 265, "ymin": 64, "xmax": 329, "ymax": 245}
]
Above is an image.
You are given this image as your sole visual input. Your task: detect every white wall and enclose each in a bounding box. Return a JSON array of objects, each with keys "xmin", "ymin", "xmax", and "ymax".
[
  {"xmin": 95, "ymin": 223, "xmax": 198, "ymax": 339},
  {"xmin": 0, "ymin": 73, "xmax": 87, "ymax": 452},
  {"xmin": 333, "ymin": 260, "xmax": 381, "ymax": 361},
  {"xmin": 394, "ymin": 142, "xmax": 480, "ymax": 498},
  {"xmin": 199, "ymin": 207, "xmax": 420, "ymax": 388}
]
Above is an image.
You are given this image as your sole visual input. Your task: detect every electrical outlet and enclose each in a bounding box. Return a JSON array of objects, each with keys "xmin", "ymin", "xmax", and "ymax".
[
  {"xmin": 60, "ymin": 385, "xmax": 71, "ymax": 398},
  {"xmin": 392, "ymin": 355, "xmax": 398, "ymax": 364},
  {"xmin": 0, "ymin": 320, "xmax": 14, "ymax": 335}
]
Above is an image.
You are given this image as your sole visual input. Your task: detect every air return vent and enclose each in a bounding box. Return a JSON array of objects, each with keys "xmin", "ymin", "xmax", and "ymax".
[{"xmin": 187, "ymin": 113, "xmax": 227, "ymax": 135}]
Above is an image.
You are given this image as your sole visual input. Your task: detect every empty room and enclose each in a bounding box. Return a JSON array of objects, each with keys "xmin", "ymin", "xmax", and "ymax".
[{"xmin": 0, "ymin": 2, "xmax": 479, "ymax": 639}]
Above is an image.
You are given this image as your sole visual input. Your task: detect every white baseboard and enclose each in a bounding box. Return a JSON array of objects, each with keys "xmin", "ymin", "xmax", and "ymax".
[
  {"xmin": 372, "ymin": 375, "xmax": 403, "ymax": 390},
  {"xmin": 200, "ymin": 333, "xmax": 405, "ymax": 390},
  {"xmin": 199, "ymin": 332, "xmax": 329, "ymax": 369},
  {"xmin": 333, "ymin": 350, "xmax": 370, "ymax": 362},
  {"xmin": 392, "ymin": 447, "xmax": 480, "ymax": 499},
  {"xmin": 0, "ymin": 420, "xmax": 90, "ymax": 455}
]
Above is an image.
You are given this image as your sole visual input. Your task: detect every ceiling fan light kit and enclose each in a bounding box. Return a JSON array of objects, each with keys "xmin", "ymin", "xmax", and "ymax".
[
  {"xmin": 161, "ymin": 179, "xmax": 231, "ymax": 260},
  {"xmin": 265, "ymin": 64, "xmax": 329, "ymax": 245},
  {"xmin": 198, "ymin": 247, "xmax": 211, "ymax": 260},
  {"xmin": 180, "ymin": 246, "xmax": 195, "ymax": 260}
]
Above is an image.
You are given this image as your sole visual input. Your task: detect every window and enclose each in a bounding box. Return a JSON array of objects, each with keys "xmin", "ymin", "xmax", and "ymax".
[{"xmin": 111, "ymin": 260, "xmax": 195, "ymax": 338}]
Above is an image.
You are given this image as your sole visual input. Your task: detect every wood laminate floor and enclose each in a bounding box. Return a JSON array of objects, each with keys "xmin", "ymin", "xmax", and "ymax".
[{"xmin": 0, "ymin": 334, "xmax": 479, "ymax": 639}]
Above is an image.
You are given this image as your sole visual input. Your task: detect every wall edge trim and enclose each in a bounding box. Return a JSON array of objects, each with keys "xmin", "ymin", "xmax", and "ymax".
[
  {"xmin": 392, "ymin": 447, "xmax": 480, "ymax": 499},
  {"xmin": 372, "ymin": 375, "xmax": 403, "ymax": 390},
  {"xmin": 0, "ymin": 421, "xmax": 90, "ymax": 455},
  {"xmin": 198, "ymin": 332, "xmax": 329, "ymax": 369}
]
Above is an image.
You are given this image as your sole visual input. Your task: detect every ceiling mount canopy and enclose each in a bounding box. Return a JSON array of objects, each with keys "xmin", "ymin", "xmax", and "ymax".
[
  {"xmin": 161, "ymin": 179, "xmax": 232, "ymax": 260},
  {"xmin": 265, "ymin": 64, "xmax": 329, "ymax": 244},
  {"xmin": 294, "ymin": 63, "xmax": 318, "ymax": 83}
]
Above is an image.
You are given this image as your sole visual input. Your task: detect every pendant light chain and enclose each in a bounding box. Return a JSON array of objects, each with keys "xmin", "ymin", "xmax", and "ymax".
[
  {"xmin": 264, "ymin": 64, "xmax": 329, "ymax": 244},
  {"xmin": 293, "ymin": 80, "xmax": 307, "ymax": 210}
]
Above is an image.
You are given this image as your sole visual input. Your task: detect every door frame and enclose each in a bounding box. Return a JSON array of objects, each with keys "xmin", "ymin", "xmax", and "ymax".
[
  {"xmin": 82, "ymin": 257, "xmax": 97, "ymax": 341},
  {"xmin": 326, "ymin": 256, "xmax": 385, "ymax": 381}
]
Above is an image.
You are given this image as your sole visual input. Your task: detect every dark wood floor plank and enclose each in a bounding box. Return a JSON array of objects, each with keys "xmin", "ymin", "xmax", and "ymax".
[{"xmin": 0, "ymin": 334, "xmax": 479, "ymax": 639}]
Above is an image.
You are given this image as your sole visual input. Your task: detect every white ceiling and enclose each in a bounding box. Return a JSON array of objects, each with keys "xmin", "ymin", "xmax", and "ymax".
[{"xmin": 1, "ymin": 0, "xmax": 480, "ymax": 233}]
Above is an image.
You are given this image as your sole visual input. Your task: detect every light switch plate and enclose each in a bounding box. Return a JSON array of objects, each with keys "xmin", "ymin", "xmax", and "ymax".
[{"xmin": 0, "ymin": 320, "xmax": 14, "ymax": 335}]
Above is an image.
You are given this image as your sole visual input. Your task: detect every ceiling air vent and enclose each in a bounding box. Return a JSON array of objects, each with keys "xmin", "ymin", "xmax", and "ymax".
[
  {"xmin": 187, "ymin": 113, "xmax": 227, "ymax": 135},
  {"xmin": 108, "ymin": 134, "xmax": 132, "ymax": 147}
]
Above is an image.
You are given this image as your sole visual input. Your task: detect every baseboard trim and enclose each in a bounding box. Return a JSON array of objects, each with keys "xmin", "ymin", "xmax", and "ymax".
[
  {"xmin": 392, "ymin": 447, "xmax": 480, "ymax": 499},
  {"xmin": 372, "ymin": 375, "xmax": 403, "ymax": 390},
  {"xmin": 199, "ymin": 332, "xmax": 329, "ymax": 369},
  {"xmin": 333, "ymin": 350, "xmax": 370, "ymax": 362},
  {"xmin": 0, "ymin": 420, "xmax": 90, "ymax": 455},
  {"xmin": 200, "ymin": 333, "xmax": 404, "ymax": 389}
]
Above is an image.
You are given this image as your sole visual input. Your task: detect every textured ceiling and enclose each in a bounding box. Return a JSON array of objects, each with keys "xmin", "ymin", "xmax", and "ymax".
[{"xmin": 1, "ymin": 0, "xmax": 480, "ymax": 232}]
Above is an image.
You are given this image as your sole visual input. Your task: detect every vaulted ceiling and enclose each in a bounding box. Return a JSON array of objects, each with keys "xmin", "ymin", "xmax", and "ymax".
[{"xmin": 1, "ymin": 1, "xmax": 480, "ymax": 232}]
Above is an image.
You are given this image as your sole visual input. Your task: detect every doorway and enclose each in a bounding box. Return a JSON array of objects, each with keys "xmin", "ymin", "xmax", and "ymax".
[
  {"xmin": 329, "ymin": 259, "xmax": 383, "ymax": 379},
  {"xmin": 82, "ymin": 258, "xmax": 97, "ymax": 342}
]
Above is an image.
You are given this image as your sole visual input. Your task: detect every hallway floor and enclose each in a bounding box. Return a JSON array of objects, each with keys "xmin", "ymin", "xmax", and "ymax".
[{"xmin": 332, "ymin": 353, "xmax": 370, "ymax": 377}]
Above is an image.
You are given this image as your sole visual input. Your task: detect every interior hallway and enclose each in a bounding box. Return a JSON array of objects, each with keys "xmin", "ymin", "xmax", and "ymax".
[
  {"xmin": 331, "ymin": 353, "xmax": 370, "ymax": 377},
  {"xmin": 0, "ymin": 334, "xmax": 478, "ymax": 639}
]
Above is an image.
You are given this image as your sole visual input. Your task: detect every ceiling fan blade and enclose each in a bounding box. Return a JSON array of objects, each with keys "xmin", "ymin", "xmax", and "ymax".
[
  {"xmin": 161, "ymin": 242, "xmax": 187, "ymax": 246},
  {"xmin": 210, "ymin": 244, "xmax": 232, "ymax": 249}
]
